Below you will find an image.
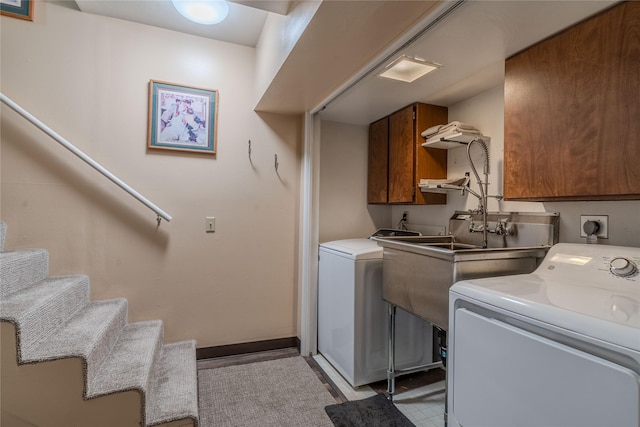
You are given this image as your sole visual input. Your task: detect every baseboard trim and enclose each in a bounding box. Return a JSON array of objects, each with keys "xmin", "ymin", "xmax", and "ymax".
[{"xmin": 196, "ymin": 337, "xmax": 300, "ymax": 360}]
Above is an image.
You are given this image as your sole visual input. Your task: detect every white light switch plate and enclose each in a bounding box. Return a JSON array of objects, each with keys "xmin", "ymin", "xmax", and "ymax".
[{"xmin": 205, "ymin": 217, "xmax": 215, "ymax": 233}]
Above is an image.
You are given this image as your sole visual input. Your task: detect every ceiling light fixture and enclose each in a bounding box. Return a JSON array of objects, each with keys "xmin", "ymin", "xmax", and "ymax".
[
  {"xmin": 171, "ymin": 0, "xmax": 229, "ymax": 25},
  {"xmin": 379, "ymin": 56, "xmax": 441, "ymax": 83}
]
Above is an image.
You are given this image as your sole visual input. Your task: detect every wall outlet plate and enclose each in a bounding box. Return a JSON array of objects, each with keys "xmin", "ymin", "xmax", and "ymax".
[{"xmin": 580, "ymin": 215, "xmax": 608, "ymax": 239}]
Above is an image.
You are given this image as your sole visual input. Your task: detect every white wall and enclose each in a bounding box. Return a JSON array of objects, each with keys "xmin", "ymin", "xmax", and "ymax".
[
  {"xmin": 318, "ymin": 86, "xmax": 640, "ymax": 247},
  {"xmin": 1, "ymin": 2, "xmax": 302, "ymax": 347}
]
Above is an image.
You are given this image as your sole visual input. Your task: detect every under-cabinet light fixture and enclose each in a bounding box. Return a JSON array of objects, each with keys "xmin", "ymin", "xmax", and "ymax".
[
  {"xmin": 379, "ymin": 56, "xmax": 441, "ymax": 83},
  {"xmin": 171, "ymin": 0, "xmax": 229, "ymax": 25}
]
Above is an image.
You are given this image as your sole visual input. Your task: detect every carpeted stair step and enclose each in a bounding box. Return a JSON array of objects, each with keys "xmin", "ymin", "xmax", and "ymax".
[
  {"xmin": 25, "ymin": 298, "xmax": 128, "ymax": 382},
  {"xmin": 1, "ymin": 220, "xmax": 200, "ymax": 426},
  {"xmin": 87, "ymin": 320, "xmax": 163, "ymax": 400},
  {"xmin": 0, "ymin": 249, "xmax": 49, "ymax": 298},
  {"xmin": 147, "ymin": 340, "xmax": 199, "ymax": 426},
  {"xmin": 0, "ymin": 275, "xmax": 90, "ymax": 357}
]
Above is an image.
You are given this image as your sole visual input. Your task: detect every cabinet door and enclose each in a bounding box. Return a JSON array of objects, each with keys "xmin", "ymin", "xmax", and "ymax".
[
  {"xmin": 368, "ymin": 118, "xmax": 389, "ymax": 204},
  {"xmin": 504, "ymin": 1, "xmax": 640, "ymax": 201},
  {"xmin": 388, "ymin": 105, "xmax": 415, "ymax": 203},
  {"xmin": 368, "ymin": 103, "xmax": 449, "ymax": 205}
]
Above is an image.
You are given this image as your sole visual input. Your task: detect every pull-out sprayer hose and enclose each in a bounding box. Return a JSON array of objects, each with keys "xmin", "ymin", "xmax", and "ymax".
[{"xmin": 467, "ymin": 138, "xmax": 490, "ymax": 248}]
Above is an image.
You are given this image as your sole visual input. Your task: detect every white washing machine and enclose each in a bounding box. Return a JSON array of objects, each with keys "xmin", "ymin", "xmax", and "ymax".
[
  {"xmin": 318, "ymin": 238, "xmax": 433, "ymax": 387},
  {"xmin": 448, "ymin": 243, "xmax": 640, "ymax": 427}
]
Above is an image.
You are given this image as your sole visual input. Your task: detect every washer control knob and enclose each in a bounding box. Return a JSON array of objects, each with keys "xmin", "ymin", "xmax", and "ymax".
[{"xmin": 609, "ymin": 257, "xmax": 638, "ymax": 277}]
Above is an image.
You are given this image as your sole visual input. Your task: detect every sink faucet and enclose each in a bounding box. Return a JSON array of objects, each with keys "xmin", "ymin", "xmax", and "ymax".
[
  {"xmin": 469, "ymin": 219, "xmax": 512, "ymax": 235},
  {"xmin": 465, "ymin": 139, "xmax": 490, "ymax": 248},
  {"xmin": 494, "ymin": 219, "xmax": 513, "ymax": 236},
  {"xmin": 463, "ymin": 138, "xmax": 506, "ymax": 248}
]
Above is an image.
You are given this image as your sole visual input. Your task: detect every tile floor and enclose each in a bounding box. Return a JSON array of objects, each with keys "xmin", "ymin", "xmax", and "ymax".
[{"xmin": 312, "ymin": 354, "xmax": 446, "ymax": 427}]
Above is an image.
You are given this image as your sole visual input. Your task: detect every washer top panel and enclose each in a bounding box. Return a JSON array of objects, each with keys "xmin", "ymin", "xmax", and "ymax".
[{"xmin": 451, "ymin": 243, "xmax": 640, "ymax": 351}]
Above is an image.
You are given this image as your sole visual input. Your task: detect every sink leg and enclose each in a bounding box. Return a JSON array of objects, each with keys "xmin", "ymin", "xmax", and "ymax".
[{"xmin": 387, "ymin": 303, "xmax": 396, "ymax": 401}]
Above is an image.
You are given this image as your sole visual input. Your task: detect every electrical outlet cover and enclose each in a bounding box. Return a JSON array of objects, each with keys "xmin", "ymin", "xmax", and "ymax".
[{"xmin": 579, "ymin": 215, "xmax": 608, "ymax": 239}]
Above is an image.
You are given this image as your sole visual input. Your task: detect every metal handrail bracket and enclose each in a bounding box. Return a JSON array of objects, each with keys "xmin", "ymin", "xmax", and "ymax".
[{"xmin": 1, "ymin": 93, "xmax": 172, "ymax": 223}]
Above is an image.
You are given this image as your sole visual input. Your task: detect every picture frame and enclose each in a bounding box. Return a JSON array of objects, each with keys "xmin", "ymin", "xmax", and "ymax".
[
  {"xmin": 1, "ymin": 0, "xmax": 33, "ymax": 21},
  {"xmin": 147, "ymin": 80, "xmax": 218, "ymax": 155}
]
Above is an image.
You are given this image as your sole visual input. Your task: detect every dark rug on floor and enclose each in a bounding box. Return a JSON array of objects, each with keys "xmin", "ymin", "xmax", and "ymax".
[{"xmin": 324, "ymin": 393, "xmax": 415, "ymax": 427}]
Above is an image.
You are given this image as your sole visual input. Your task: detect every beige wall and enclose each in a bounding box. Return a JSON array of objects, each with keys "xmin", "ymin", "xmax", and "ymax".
[
  {"xmin": 318, "ymin": 120, "xmax": 389, "ymax": 243},
  {"xmin": 254, "ymin": 1, "xmax": 320, "ymax": 107},
  {"xmin": 1, "ymin": 2, "xmax": 302, "ymax": 348}
]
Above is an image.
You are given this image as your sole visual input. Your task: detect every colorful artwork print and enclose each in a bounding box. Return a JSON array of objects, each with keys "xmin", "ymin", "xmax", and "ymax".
[{"xmin": 148, "ymin": 81, "xmax": 218, "ymax": 154}]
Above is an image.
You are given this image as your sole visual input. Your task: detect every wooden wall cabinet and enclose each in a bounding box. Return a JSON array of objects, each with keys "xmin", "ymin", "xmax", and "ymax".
[
  {"xmin": 368, "ymin": 102, "xmax": 448, "ymax": 204},
  {"xmin": 504, "ymin": 1, "xmax": 640, "ymax": 201},
  {"xmin": 367, "ymin": 117, "xmax": 389, "ymax": 203}
]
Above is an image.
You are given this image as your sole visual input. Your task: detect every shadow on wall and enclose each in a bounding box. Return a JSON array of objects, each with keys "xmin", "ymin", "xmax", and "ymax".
[
  {"xmin": 254, "ymin": 111, "xmax": 303, "ymax": 188},
  {"xmin": 1, "ymin": 112, "xmax": 170, "ymax": 247}
]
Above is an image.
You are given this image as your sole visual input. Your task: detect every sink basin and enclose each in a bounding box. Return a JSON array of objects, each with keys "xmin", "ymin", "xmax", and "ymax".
[
  {"xmin": 371, "ymin": 235, "xmax": 551, "ymax": 331},
  {"xmin": 371, "ymin": 211, "xmax": 559, "ymax": 331},
  {"xmin": 372, "ymin": 234, "xmax": 532, "ymax": 255},
  {"xmin": 373, "ymin": 236, "xmax": 550, "ymax": 330}
]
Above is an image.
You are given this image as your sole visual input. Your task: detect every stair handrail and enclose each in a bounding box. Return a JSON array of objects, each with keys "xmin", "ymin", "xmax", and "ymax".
[{"xmin": 1, "ymin": 93, "xmax": 172, "ymax": 224}]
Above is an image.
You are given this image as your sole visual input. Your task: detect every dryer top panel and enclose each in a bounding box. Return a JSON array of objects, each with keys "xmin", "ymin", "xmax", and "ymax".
[{"xmin": 319, "ymin": 238, "xmax": 382, "ymax": 260}]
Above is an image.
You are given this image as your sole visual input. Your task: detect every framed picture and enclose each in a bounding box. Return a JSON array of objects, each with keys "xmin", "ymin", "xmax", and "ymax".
[
  {"xmin": 147, "ymin": 80, "xmax": 218, "ymax": 155},
  {"xmin": 1, "ymin": 0, "xmax": 33, "ymax": 21}
]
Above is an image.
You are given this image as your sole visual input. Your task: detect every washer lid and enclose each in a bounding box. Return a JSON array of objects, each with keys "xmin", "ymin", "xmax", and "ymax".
[
  {"xmin": 451, "ymin": 243, "xmax": 640, "ymax": 352},
  {"xmin": 319, "ymin": 238, "xmax": 382, "ymax": 260}
]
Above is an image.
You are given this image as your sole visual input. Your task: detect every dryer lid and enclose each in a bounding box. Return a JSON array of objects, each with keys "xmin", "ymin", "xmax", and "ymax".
[{"xmin": 319, "ymin": 238, "xmax": 382, "ymax": 260}]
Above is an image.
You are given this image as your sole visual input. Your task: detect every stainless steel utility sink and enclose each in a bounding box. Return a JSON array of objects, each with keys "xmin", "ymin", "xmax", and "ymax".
[{"xmin": 372, "ymin": 212, "xmax": 560, "ymax": 331}]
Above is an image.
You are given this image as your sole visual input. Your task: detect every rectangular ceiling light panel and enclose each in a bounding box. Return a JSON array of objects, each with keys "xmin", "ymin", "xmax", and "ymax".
[{"xmin": 379, "ymin": 56, "xmax": 441, "ymax": 83}]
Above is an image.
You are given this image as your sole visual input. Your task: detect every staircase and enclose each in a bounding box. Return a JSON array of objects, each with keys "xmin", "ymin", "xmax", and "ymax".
[{"xmin": 0, "ymin": 222, "xmax": 199, "ymax": 427}]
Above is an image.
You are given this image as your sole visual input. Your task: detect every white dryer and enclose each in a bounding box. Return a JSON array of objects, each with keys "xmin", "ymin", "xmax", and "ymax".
[
  {"xmin": 448, "ymin": 243, "xmax": 640, "ymax": 427},
  {"xmin": 318, "ymin": 238, "xmax": 433, "ymax": 387}
]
